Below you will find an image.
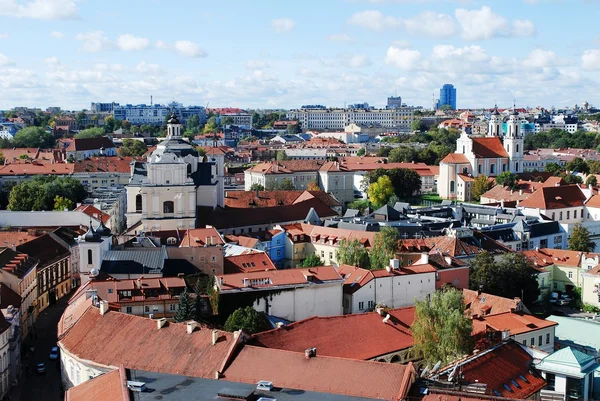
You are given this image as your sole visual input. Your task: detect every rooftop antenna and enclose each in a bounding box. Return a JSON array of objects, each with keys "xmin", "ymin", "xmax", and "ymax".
[{"xmin": 150, "ymin": 95, "xmax": 153, "ymax": 106}]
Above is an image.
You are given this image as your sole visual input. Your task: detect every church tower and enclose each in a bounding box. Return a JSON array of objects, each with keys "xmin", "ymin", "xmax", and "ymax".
[
  {"xmin": 487, "ymin": 105, "xmax": 502, "ymax": 137},
  {"xmin": 504, "ymin": 107, "xmax": 523, "ymax": 173}
]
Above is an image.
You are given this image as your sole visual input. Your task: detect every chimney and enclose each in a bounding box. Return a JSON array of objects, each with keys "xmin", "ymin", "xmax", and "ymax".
[
  {"xmin": 10, "ymin": 244, "xmax": 15, "ymax": 252},
  {"xmin": 444, "ymin": 256, "xmax": 452, "ymax": 266},
  {"xmin": 157, "ymin": 318, "xmax": 167, "ymax": 329},
  {"xmin": 500, "ymin": 199, "xmax": 504, "ymax": 208},
  {"xmin": 519, "ymin": 189, "xmax": 523, "ymax": 195},
  {"xmin": 99, "ymin": 300, "xmax": 109, "ymax": 316},
  {"xmin": 385, "ymin": 264, "xmax": 392, "ymax": 273},
  {"xmin": 186, "ymin": 321, "xmax": 198, "ymax": 334},
  {"xmin": 224, "ymin": 191, "xmax": 228, "ymax": 198},
  {"xmin": 420, "ymin": 253, "xmax": 429, "ymax": 265},
  {"xmin": 304, "ymin": 347, "xmax": 317, "ymax": 359},
  {"xmin": 382, "ymin": 313, "xmax": 391, "ymax": 324},
  {"xmin": 212, "ymin": 329, "xmax": 219, "ymax": 345}
]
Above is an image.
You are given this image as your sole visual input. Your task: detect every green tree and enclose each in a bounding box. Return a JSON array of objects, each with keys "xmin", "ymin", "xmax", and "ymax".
[
  {"xmin": 369, "ymin": 227, "xmax": 400, "ymax": 270},
  {"xmin": 75, "ymin": 127, "xmax": 105, "ymax": 139},
  {"xmin": 76, "ymin": 111, "xmax": 86, "ymax": 128},
  {"xmin": 186, "ymin": 115, "xmax": 200, "ymax": 130},
  {"xmin": 203, "ymin": 117, "xmax": 219, "ymax": 134},
  {"xmin": 469, "ymin": 251, "xmax": 540, "ymax": 306},
  {"xmin": 287, "ymin": 123, "xmax": 300, "ymax": 136},
  {"xmin": 472, "ymin": 175, "xmax": 492, "ymax": 202},
  {"xmin": 545, "ymin": 162, "xmax": 563, "ymax": 176},
  {"xmin": 587, "ymin": 160, "xmax": 600, "ymax": 174},
  {"xmin": 356, "ymin": 148, "xmax": 366, "ymax": 157},
  {"xmin": 439, "ymin": 104, "xmax": 453, "ymax": 111},
  {"xmin": 586, "ymin": 175, "xmax": 597, "ymax": 187},
  {"xmin": 411, "ymin": 119, "xmax": 425, "ymax": 132},
  {"xmin": 7, "ymin": 176, "xmax": 86, "ymax": 211},
  {"xmin": 376, "ymin": 146, "xmax": 392, "ymax": 157},
  {"xmin": 249, "ymin": 183, "xmax": 265, "ymax": 191},
  {"xmin": 13, "ymin": 127, "xmax": 55, "ymax": 148},
  {"xmin": 337, "ymin": 239, "xmax": 370, "ymax": 268},
  {"xmin": 388, "ymin": 146, "xmax": 417, "ymax": 163},
  {"xmin": 300, "ymin": 254, "xmax": 324, "ymax": 267},
  {"xmin": 276, "ymin": 150, "xmax": 289, "ymax": 161},
  {"xmin": 363, "ymin": 168, "xmax": 422, "ymax": 198},
  {"xmin": 561, "ymin": 173, "xmax": 583, "ymax": 185},
  {"xmin": 103, "ymin": 115, "xmax": 116, "ymax": 133},
  {"xmin": 566, "ymin": 157, "xmax": 590, "ymax": 174},
  {"xmin": 53, "ymin": 195, "xmax": 73, "ymax": 211},
  {"xmin": 568, "ymin": 223, "xmax": 596, "ymax": 252},
  {"xmin": 368, "ymin": 175, "xmax": 394, "ymax": 207},
  {"xmin": 411, "ymin": 287, "xmax": 473, "ymax": 365},
  {"xmin": 224, "ymin": 306, "xmax": 266, "ymax": 333},
  {"xmin": 174, "ymin": 288, "xmax": 196, "ymax": 322},
  {"xmin": 118, "ymin": 138, "xmax": 148, "ymax": 157},
  {"xmin": 495, "ymin": 171, "xmax": 519, "ymax": 190}
]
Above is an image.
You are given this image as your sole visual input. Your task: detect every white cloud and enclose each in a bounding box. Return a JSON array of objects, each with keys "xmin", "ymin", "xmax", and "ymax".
[
  {"xmin": 0, "ymin": 53, "xmax": 14, "ymax": 66},
  {"xmin": 0, "ymin": 0, "xmax": 79, "ymax": 20},
  {"xmin": 75, "ymin": 31, "xmax": 112, "ymax": 52},
  {"xmin": 155, "ymin": 40, "xmax": 169, "ymax": 50},
  {"xmin": 174, "ymin": 40, "xmax": 206, "ymax": 57},
  {"xmin": 116, "ymin": 34, "xmax": 149, "ymax": 51},
  {"xmin": 272, "ymin": 18, "xmax": 296, "ymax": 33},
  {"xmin": 0, "ymin": 33, "xmax": 8, "ymax": 39},
  {"xmin": 385, "ymin": 46, "xmax": 421, "ymax": 70},
  {"xmin": 523, "ymin": 49, "xmax": 556, "ymax": 68},
  {"xmin": 582, "ymin": 49, "xmax": 600, "ymax": 71},
  {"xmin": 50, "ymin": 31, "xmax": 63, "ymax": 39},
  {"xmin": 136, "ymin": 61, "xmax": 163, "ymax": 75},
  {"xmin": 348, "ymin": 54, "xmax": 372, "ymax": 68},
  {"xmin": 431, "ymin": 45, "xmax": 489, "ymax": 62},
  {"xmin": 455, "ymin": 6, "xmax": 535, "ymax": 40},
  {"xmin": 327, "ymin": 33, "xmax": 354, "ymax": 43},
  {"xmin": 403, "ymin": 11, "xmax": 455, "ymax": 37},
  {"xmin": 348, "ymin": 10, "xmax": 400, "ymax": 30},
  {"xmin": 245, "ymin": 60, "xmax": 269, "ymax": 70}
]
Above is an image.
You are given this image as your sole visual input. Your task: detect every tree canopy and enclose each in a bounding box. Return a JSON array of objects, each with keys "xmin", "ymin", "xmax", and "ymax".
[
  {"xmin": 53, "ymin": 195, "xmax": 73, "ymax": 211},
  {"xmin": 388, "ymin": 146, "xmax": 417, "ymax": 163},
  {"xmin": 369, "ymin": 227, "xmax": 400, "ymax": 270},
  {"xmin": 300, "ymin": 254, "xmax": 323, "ymax": 267},
  {"xmin": 276, "ymin": 150, "xmax": 289, "ymax": 161},
  {"xmin": 586, "ymin": 175, "xmax": 597, "ymax": 187},
  {"xmin": 411, "ymin": 287, "xmax": 473, "ymax": 365},
  {"xmin": 363, "ymin": 168, "xmax": 422, "ymax": 198},
  {"xmin": 368, "ymin": 175, "xmax": 394, "ymax": 207},
  {"xmin": 472, "ymin": 175, "xmax": 492, "ymax": 201},
  {"xmin": 337, "ymin": 238, "xmax": 370, "ymax": 269},
  {"xmin": 118, "ymin": 138, "xmax": 147, "ymax": 157},
  {"xmin": 545, "ymin": 162, "xmax": 563, "ymax": 176},
  {"xmin": 469, "ymin": 251, "xmax": 540, "ymax": 306},
  {"xmin": 249, "ymin": 183, "xmax": 265, "ymax": 191},
  {"xmin": 568, "ymin": 223, "xmax": 596, "ymax": 252},
  {"xmin": 8, "ymin": 176, "xmax": 86, "ymax": 211},
  {"xmin": 356, "ymin": 148, "xmax": 366, "ymax": 157},
  {"xmin": 224, "ymin": 306, "xmax": 267, "ymax": 333},
  {"xmin": 13, "ymin": 127, "xmax": 55, "ymax": 148},
  {"xmin": 495, "ymin": 171, "xmax": 519, "ymax": 190},
  {"xmin": 75, "ymin": 127, "xmax": 105, "ymax": 139},
  {"xmin": 566, "ymin": 157, "xmax": 590, "ymax": 174},
  {"xmin": 174, "ymin": 288, "xmax": 196, "ymax": 322}
]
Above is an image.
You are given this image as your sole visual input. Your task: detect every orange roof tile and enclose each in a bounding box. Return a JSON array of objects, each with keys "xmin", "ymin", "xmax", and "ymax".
[
  {"xmin": 479, "ymin": 311, "xmax": 557, "ymax": 336},
  {"xmin": 246, "ymin": 160, "xmax": 325, "ymax": 174},
  {"xmin": 463, "ymin": 289, "xmax": 530, "ymax": 316},
  {"xmin": 0, "ymin": 162, "xmax": 74, "ymax": 176},
  {"xmin": 522, "ymin": 248, "xmax": 582, "ymax": 267},
  {"xmin": 217, "ymin": 266, "xmax": 342, "ymax": 291},
  {"xmin": 74, "ymin": 205, "xmax": 110, "ymax": 224},
  {"xmin": 65, "ymin": 367, "xmax": 128, "ymax": 401},
  {"xmin": 179, "ymin": 227, "xmax": 224, "ymax": 247},
  {"xmin": 519, "ymin": 184, "xmax": 586, "ymax": 209},
  {"xmin": 251, "ymin": 307, "xmax": 415, "ymax": 360},
  {"xmin": 72, "ymin": 156, "xmax": 135, "ymax": 174},
  {"xmin": 222, "ymin": 345, "xmax": 415, "ymax": 401},
  {"xmin": 471, "ymin": 137, "xmax": 509, "ymax": 158},
  {"xmin": 224, "ymin": 253, "xmax": 277, "ymax": 274},
  {"xmin": 585, "ymin": 194, "xmax": 600, "ymax": 208},
  {"xmin": 441, "ymin": 153, "xmax": 470, "ymax": 164}
]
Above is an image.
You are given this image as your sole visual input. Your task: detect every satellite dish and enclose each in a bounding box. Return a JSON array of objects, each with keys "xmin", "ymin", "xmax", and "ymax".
[
  {"xmin": 420, "ymin": 365, "xmax": 431, "ymax": 378},
  {"xmin": 431, "ymin": 360, "xmax": 442, "ymax": 374},
  {"xmin": 90, "ymin": 268, "xmax": 99, "ymax": 277}
]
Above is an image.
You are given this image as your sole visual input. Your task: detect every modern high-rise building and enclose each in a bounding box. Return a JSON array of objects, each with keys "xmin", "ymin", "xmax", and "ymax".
[
  {"xmin": 386, "ymin": 96, "xmax": 403, "ymax": 109},
  {"xmin": 436, "ymin": 84, "xmax": 457, "ymax": 110}
]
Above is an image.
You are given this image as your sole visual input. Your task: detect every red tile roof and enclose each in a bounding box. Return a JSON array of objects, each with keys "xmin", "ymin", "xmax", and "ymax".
[
  {"xmin": 222, "ymin": 345, "xmax": 415, "ymax": 401},
  {"xmin": 477, "ymin": 311, "xmax": 557, "ymax": 336},
  {"xmin": 438, "ymin": 341, "xmax": 546, "ymax": 399},
  {"xmin": 225, "ymin": 190, "xmax": 304, "ymax": 208},
  {"xmin": 0, "ymin": 148, "xmax": 40, "ymax": 163},
  {"xmin": 217, "ymin": 266, "xmax": 342, "ymax": 291},
  {"xmin": 65, "ymin": 367, "xmax": 128, "ymax": 401},
  {"xmin": 224, "ymin": 253, "xmax": 277, "ymax": 274},
  {"xmin": 179, "ymin": 227, "xmax": 224, "ymax": 247},
  {"xmin": 518, "ymin": 184, "xmax": 586, "ymax": 210},
  {"xmin": 471, "ymin": 137, "xmax": 509, "ymax": 158},
  {"xmin": 399, "ymin": 231, "xmax": 512, "ymax": 258},
  {"xmin": 251, "ymin": 307, "xmax": 415, "ymax": 360},
  {"xmin": 585, "ymin": 194, "xmax": 600, "ymax": 208},
  {"xmin": 72, "ymin": 277, "xmax": 187, "ymax": 304},
  {"xmin": 0, "ymin": 162, "xmax": 74, "ymax": 176},
  {"xmin": 481, "ymin": 180, "xmax": 545, "ymax": 202},
  {"xmin": 422, "ymin": 389, "xmax": 525, "ymax": 401},
  {"xmin": 66, "ymin": 136, "xmax": 116, "ymax": 152},
  {"xmin": 246, "ymin": 160, "xmax": 326, "ymax": 174},
  {"xmin": 440, "ymin": 153, "xmax": 470, "ymax": 164},
  {"xmin": 58, "ymin": 306, "xmax": 235, "ymax": 379},
  {"xmin": 74, "ymin": 205, "xmax": 110, "ymax": 224},
  {"xmin": 73, "ymin": 156, "xmax": 135, "ymax": 173},
  {"xmin": 521, "ymin": 248, "xmax": 582, "ymax": 267},
  {"xmin": 463, "ymin": 289, "xmax": 530, "ymax": 316}
]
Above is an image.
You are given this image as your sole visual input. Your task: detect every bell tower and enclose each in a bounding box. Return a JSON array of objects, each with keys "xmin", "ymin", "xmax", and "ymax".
[
  {"xmin": 487, "ymin": 105, "xmax": 502, "ymax": 137},
  {"xmin": 504, "ymin": 105, "xmax": 523, "ymax": 173},
  {"xmin": 167, "ymin": 112, "xmax": 183, "ymax": 138}
]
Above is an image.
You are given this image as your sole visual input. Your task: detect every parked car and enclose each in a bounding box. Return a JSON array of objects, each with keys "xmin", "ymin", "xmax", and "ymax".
[
  {"xmin": 49, "ymin": 346, "xmax": 59, "ymax": 360},
  {"xmin": 36, "ymin": 363, "xmax": 46, "ymax": 374}
]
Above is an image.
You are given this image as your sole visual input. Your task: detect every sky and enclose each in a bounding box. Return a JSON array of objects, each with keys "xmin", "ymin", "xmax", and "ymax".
[{"xmin": 0, "ymin": 0, "xmax": 599, "ymax": 111}]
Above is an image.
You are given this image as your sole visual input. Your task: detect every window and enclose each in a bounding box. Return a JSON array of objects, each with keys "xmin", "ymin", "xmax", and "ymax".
[
  {"xmin": 531, "ymin": 337, "xmax": 535, "ymax": 347},
  {"xmin": 108, "ymin": 288, "xmax": 113, "ymax": 294},
  {"xmin": 559, "ymin": 212, "xmax": 563, "ymax": 220},
  {"xmin": 170, "ymin": 304, "xmax": 176, "ymax": 311},
  {"xmin": 450, "ymin": 181, "xmax": 455, "ymax": 193},
  {"xmin": 568, "ymin": 271, "xmax": 573, "ymax": 279},
  {"xmin": 126, "ymin": 306, "xmax": 132, "ymax": 314},
  {"xmin": 546, "ymin": 333, "xmax": 550, "ymax": 344},
  {"xmin": 329, "ymin": 252, "xmax": 333, "ymax": 260},
  {"xmin": 276, "ymin": 250, "xmax": 281, "ymax": 257},
  {"xmin": 538, "ymin": 335, "xmax": 542, "ymax": 346},
  {"xmin": 358, "ymin": 301, "xmax": 364, "ymax": 310},
  {"xmin": 87, "ymin": 249, "xmax": 92, "ymax": 265},
  {"xmin": 478, "ymin": 164, "xmax": 482, "ymax": 174},
  {"xmin": 163, "ymin": 201, "xmax": 174, "ymax": 213},
  {"xmin": 516, "ymin": 144, "xmax": 519, "ymax": 153},
  {"xmin": 367, "ymin": 301, "xmax": 374, "ymax": 309},
  {"xmin": 522, "ymin": 340, "xmax": 527, "ymax": 345},
  {"xmin": 502, "ymin": 163, "xmax": 507, "ymax": 172},
  {"xmin": 145, "ymin": 306, "xmax": 150, "ymax": 312},
  {"xmin": 567, "ymin": 211, "xmax": 570, "ymax": 219},
  {"xmin": 320, "ymin": 251, "xmax": 325, "ymax": 258},
  {"xmin": 506, "ymin": 144, "xmax": 510, "ymax": 153}
]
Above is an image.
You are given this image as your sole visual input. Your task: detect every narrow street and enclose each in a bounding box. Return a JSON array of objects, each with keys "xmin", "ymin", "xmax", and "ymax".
[{"xmin": 15, "ymin": 297, "xmax": 69, "ymax": 401}]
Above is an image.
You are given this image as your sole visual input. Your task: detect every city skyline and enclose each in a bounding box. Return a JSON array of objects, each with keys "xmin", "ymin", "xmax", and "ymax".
[{"xmin": 0, "ymin": 0, "xmax": 599, "ymax": 110}]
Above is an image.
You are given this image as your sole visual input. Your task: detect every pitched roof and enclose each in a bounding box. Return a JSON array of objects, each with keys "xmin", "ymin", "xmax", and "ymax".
[
  {"xmin": 519, "ymin": 184, "xmax": 586, "ymax": 209},
  {"xmin": 223, "ymin": 253, "xmax": 277, "ymax": 274},
  {"xmin": 441, "ymin": 153, "xmax": 470, "ymax": 164},
  {"xmin": 522, "ymin": 248, "xmax": 582, "ymax": 267},
  {"xmin": 65, "ymin": 367, "xmax": 129, "ymax": 401},
  {"xmin": 72, "ymin": 276, "xmax": 187, "ymax": 304},
  {"xmin": 66, "ymin": 136, "xmax": 116, "ymax": 152},
  {"xmin": 546, "ymin": 315, "xmax": 600, "ymax": 352},
  {"xmin": 222, "ymin": 345, "xmax": 415, "ymax": 401},
  {"xmin": 471, "ymin": 137, "xmax": 509, "ymax": 158},
  {"xmin": 463, "ymin": 289, "xmax": 530, "ymax": 316},
  {"xmin": 16, "ymin": 233, "xmax": 70, "ymax": 265},
  {"xmin": 72, "ymin": 156, "xmax": 135, "ymax": 173},
  {"xmin": 58, "ymin": 306, "xmax": 235, "ymax": 379},
  {"xmin": 476, "ymin": 311, "xmax": 557, "ymax": 336},
  {"xmin": 0, "ymin": 282, "xmax": 22, "ymax": 309},
  {"xmin": 481, "ymin": 180, "xmax": 545, "ymax": 202},
  {"xmin": 437, "ymin": 341, "xmax": 546, "ymax": 399},
  {"xmin": 217, "ymin": 266, "xmax": 342, "ymax": 292},
  {"xmin": 179, "ymin": 227, "xmax": 224, "ymax": 247},
  {"xmin": 0, "ymin": 162, "xmax": 74, "ymax": 176},
  {"xmin": 541, "ymin": 346, "xmax": 594, "ymax": 367},
  {"xmin": 251, "ymin": 307, "xmax": 415, "ymax": 360},
  {"xmin": 399, "ymin": 231, "xmax": 512, "ymax": 258},
  {"xmin": 74, "ymin": 204, "xmax": 110, "ymax": 224},
  {"xmin": 246, "ymin": 160, "xmax": 325, "ymax": 174}
]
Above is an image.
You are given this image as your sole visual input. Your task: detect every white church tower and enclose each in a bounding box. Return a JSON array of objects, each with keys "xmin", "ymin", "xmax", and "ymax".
[
  {"xmin": 504, "ymin": 107, "xmax": 524, "ymax": 173},
  {"xmin": 487, "ymin": 105, "xmax": 502, "ymax": 137}
]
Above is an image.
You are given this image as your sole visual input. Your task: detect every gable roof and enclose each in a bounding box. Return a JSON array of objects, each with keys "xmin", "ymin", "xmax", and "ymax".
[
  {"xmin": 522, "ymin": 248, "xmax": 582, "ymax": 267},
  {"xmin": 66, "ymin": 136, "xmax": 116, "ymax": 152},
  {"xmin": 476, "ymin": 311, "xmax": 557, "ymax": 336},
  {"xmin": 441, "ymin": 153, "xmax": 470, "ymax": 164},
  {"xmin": 179, "ymin": 227, "xmax": 224, "ymax": 247},
  {"xmin": 223, "ymin": 253, "xmax": 277, "ymax": 274},
  {"xmin": 222, "ymin": 345, "xmax": 415, "ymax": 401},
  {"xmin": 73, "ymin": 156, "xmax": 134, "ymax": 174},
  {"xmin": 481, "ymin": 180, "xmax": 545, "ymax": 202},
  {"xmin": 74, "ymin": 204, "xmax": 110, "ymax": 224},
  {"xmin": 463, "ymin": 289, "xmax": 530, "ymax": 316},
  {"xmin": 16, "ymin": 233, "xmax": 70, "ymax": 265},
  {"xmin": 65, "ymin": 367, "xmax": 129, "ymax": 401},
  {"xmin": 58, "ymin": 306, "xmax": 235, "ymax": 379},
  {"xmin": 246, "ymin": 160, "xmax": 325, "ymax": 174},
  {"xmin": 471, "ymin": 137, "xmax": 509, "ymax": 158},
  {"xmin": 217, "ymin": 266, "xmax": 342, "ymax": 292},
  {"xmin": 546, "ymin": 315, "xmax": 600, "ymax": 352},
  {"xmin": 519, "ymin": 184, "xmax": 586, "ymax": 209},
  {"xmin": 251, "ymin": 307, "xmax": 415, "ymax": 360}
]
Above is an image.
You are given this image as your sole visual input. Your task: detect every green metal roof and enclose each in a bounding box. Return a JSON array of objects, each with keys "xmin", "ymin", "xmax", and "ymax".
[
  {"xmin": 546, "ymin": 315, "xmax": 600, "ymax": 352},
  {"xmin": 542, "ymin": 347, "xmax": 594, "ymax": 367}
]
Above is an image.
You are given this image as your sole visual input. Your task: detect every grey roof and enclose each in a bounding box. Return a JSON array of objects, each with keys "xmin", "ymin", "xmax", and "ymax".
[
  {"xmin": 101, "ymin": 247, "xmax": 167, "ymax": 274},
  {"xmin": 546, "ymin": 315, "xmax": 600, "ymax": 353},
  {"xmin": 129, "ymin": 161, "xmax": 147, "ymax": 186},
  {"xmin": 153, "ymin": 137, "xmax": 198, "ymax": 158},
  {"xmin": 343, "ymin": 208, "xmax": 360, "ymax": 218},
  {"xmin": 129, "ymin": 369, "xmax": 384, "ymax": 401}
]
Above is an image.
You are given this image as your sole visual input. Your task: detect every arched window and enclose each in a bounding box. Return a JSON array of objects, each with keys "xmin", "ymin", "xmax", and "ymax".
[
  {"xmin": 450, "ymin": 181, "xmax": 455, "ymax": 193},
  {"xmin": 516, "ymin": 144, "xmax": 519, "ymax": 153},
  {"xmin": 163, "ymin": 201, "xmax": 174, "ymax": 214},
  {"xmin": 390, "ymin": 355, "xmax": 401, "ymax": 363},
  {"xmin": 506, "ymin": 144, "xmax": 510, "ymax": 153},
  {"xmin": 187, "ymin": 164, "xmax": 192, "ymax": 175},
  {"xmin": 462, "ymin": 146, "xmax": 465, "ymax": 154},
  {"xmin": 87, "ymin": 249, "xmax": 92, "ymax": 265},
  {"xmin": 135, "ymin": 194, "xmax": 142, "ymax": 212},
  {"xmin": 515, "ymin": 162, "xmax": 519, "ymax": 171}
]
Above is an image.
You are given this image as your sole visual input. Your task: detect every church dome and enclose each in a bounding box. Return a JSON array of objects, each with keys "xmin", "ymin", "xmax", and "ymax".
[
  {"xmin": 95, "ymin": 221, "xmax": 112, "ymax": 237},
  {"xmin": 167, "ymin": 112, "xmax": 180, "ymax": 125},
  {"xmin": 84, "ymin": 226, "xmax": 101, "ymax": 243}
]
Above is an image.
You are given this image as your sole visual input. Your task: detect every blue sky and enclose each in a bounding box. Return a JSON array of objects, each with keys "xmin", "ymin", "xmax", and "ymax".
[{"xmin": 0, "ymin": 0, "xmax": 599, "ymax": 110}]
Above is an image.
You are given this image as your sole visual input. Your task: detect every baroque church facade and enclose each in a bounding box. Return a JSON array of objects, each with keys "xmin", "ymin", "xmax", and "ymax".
[
  {"xmin": 439, "ymin": 108, "xmax": 524, "ymax": 201},
  {"xmin": 125, "ymin": 113, "xmax": 225, "ymax": 232}
]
